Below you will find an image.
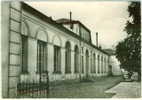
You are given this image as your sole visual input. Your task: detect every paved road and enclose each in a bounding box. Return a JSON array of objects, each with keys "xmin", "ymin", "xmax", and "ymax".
[{"xmin": 105, "ymin": 82, "xmax": 141, "ymax": 98}]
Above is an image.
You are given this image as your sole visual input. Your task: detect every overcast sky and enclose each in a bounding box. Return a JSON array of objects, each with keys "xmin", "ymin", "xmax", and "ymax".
[{"xmin": 26, "ymin": 1, "xmax": 130, "ymax": 49}]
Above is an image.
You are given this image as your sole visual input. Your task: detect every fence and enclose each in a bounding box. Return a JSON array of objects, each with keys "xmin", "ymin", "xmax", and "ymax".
[{"xmin": 17, "ymin": 73, "xmax": 49, "ymax": 98}]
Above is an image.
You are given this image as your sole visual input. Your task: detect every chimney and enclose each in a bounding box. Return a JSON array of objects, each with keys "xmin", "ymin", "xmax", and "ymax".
[
  {"xmin": 69, "ymin": 11, "xmax": 73, "ymax": 29},
  {"xmin": 96, "ymin": 32, "xmax": 98, "ymax": 47},
  {"xmin": 69, "ymin": 11, "xmax": 72, "ymax": 22}
]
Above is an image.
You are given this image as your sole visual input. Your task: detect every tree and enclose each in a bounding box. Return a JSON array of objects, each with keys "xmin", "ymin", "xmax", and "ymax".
[{"xmin": 116, "ymin": 2, "xmax": 141, "ymax": 81}]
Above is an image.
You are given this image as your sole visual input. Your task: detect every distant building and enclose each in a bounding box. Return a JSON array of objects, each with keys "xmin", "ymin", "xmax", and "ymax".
[
  {"xmin": 2, "ymin": 2, "xmax": 110, "ymax": 97},
  {"xmin": 104, "ymin": 49, "xmax": 122, "ymax": 76}
]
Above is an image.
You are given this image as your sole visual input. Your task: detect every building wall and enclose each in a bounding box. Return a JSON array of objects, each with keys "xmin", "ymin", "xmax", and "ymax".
[
  {"xmin": 109, "ymin": 55, "xmax": 122, "ymax": 76},
  {"xmin": 2, "ymin": 1, "xmax": 10, "ymax": 98},
  {"xmin": 20, "ymin": 7, "xmax": 84, "ymax": 82},
  {"xmin": 80, "ymin": 42, "xmax": 109, "ymax": 77},
  {"xmin": 2, "ymin": 2, "xmax": 110, "ymax": 97}
]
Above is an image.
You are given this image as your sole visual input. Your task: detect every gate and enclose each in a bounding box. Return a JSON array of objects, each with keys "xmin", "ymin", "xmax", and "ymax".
[{"xmin": 17, "ymin": 72, "xmax": 49, "ymax": 98}]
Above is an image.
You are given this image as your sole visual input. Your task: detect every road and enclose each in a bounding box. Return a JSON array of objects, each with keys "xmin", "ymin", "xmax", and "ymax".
[{"xmin": 48, "ymin": 76, "xmax": 122, "ymax": 98}]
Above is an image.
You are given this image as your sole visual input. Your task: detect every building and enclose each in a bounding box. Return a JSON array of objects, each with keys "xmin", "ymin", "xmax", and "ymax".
[
  {"xmin": 104, "ymin": 49, "xmax": 122, "ymax": 76},
  {"xmin": 2, "ymin": 1, "xmax": 110, "ymax": 98}
]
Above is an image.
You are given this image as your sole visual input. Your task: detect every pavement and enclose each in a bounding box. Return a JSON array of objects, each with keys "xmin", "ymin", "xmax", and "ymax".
[{"xmin": 105, "ymin": 82, "xmax": 141, "ymax": 98}]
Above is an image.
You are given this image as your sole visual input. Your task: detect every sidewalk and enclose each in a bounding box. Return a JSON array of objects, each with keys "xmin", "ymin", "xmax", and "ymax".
[{"xmin": 105, "ymin": 82, "xmax": 141, "ymax": 98}]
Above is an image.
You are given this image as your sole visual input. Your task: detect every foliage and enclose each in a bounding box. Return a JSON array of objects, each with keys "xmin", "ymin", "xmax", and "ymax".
[{"xmin": 115, "ymin": 2, "xmax": 141, "ymax": 80}]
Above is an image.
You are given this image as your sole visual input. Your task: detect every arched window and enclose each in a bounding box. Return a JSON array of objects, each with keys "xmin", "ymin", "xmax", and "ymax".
[
  {"xmin": 91, "ymin": 53, "xmax": 95, "ymax": 73},
  {"xmin": 98, "ymin": 55, "xmax": 100, "ymax": 73},
  {"xmin": 74, "ymin": 45, "xmax": 79, "ymax": 73},
  {"xmin": 104, "ymin": 58, "xmax": 106, "ymax": 73},
  {"xmin": 81, "ymin": 47, "xmax": 84, "ymax": 73},
  {"xmin": 21, "ymin": 35, "xmax": 28, "ymax": 73},
  {"xmin": 65, "ymin": 41, "xmax": 71, "ymax": 73},
  {"xmin": 101, "ymin": 56, "xmax": 103, "ymax": 73},
  {"xmin": 105, "ymin": 58, "xmax": 107, "ymax": 73},
  {"xmin": 36, "ymin": 29, "xmax": 48, "ymax": 73},
  {"xmin": 86, "ymin": 50, "xmax": 89, "ymax": 75},
  {"xmin": 21, "ymin": 21, "xmax": 29, "ymax": 74},
  {"xmin": 81, "ymin": 55, "xmax": 84, "ymax": 73},
  {"xmin": 53, "ymin": 35, "xmax": 61, "ymax": 74},
  {"xmin": 93, "ymin": 53, "xmax": 96, "ymax": 73}
]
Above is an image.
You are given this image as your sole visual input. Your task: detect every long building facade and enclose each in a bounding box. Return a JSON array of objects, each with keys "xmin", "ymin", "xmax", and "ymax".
[{"xmin": 2, "ymin": 2, "xmax": 110, "ymax": 98}]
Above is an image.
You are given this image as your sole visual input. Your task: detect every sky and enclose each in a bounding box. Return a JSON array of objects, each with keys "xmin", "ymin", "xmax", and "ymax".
[{"xmin": 26, "ymin": 1, "xmax": 130, "ymax": 49}]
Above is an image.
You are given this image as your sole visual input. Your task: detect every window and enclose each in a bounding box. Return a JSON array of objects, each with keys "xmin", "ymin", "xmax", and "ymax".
[
  {"xmin": 91, "ymin": 55, "xmax": 93, "ymax": 73},
  {"xmin": 98, "ymin": 55, "xmax": 100, "ymax": 73},
  {"xmin": 101, "ymin": 56, "xmax": 103, "ymax": 73},
  {"xmin": 104, "ymin": 58, "xmax": 106, "ymax": 73},
  {"xmin": 37, "ymin": 40, "xmax": 47, "ymax": 73},
  {"xmin": 93, "ymin": 53, "xmax": 96, "ymax": 73},
  {"xmin": 91, "ymin": 53, "xmax": 95, "ymax": 73},
  {"xmin": 21, "ymin": 35, "xmax": 28, "ymax": 73},
  {"xmin": 90, "ymin": 55, "xmax": 93, "ymax": 73},
  {"xmin": 86, "ymin": 50, "xmax": 89, "ymax": 74},
  {"xmin": 54, "ymin": 45, "xmax": 61, "ymax": 73},
  {"xmin": 65, "ymin": 41, "xmax": 71, "ymax": 73},
  {"xmin": 74, "ymin": 45, "xmax": 79, "ymax": 73},
  {"xmin": 81, "ymin": 56, "xmax": 84, "ymax": 73}
]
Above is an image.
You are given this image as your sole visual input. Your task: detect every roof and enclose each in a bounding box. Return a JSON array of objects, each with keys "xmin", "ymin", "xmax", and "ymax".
[
  {"xmin": 21, "ymin": 2, "xmax": 109, "ymax": 55},
  {"xmin": 56, "ymin": 18, "xmax": 91, "ymax": 33},
  {"xmin": 56, "ymin": 18, "xmax": 92, "ymax": 43},
  {"xmin": 103, "ymin": 49, "xmax": 115, "ymax": 55},
  {"xmin": 56, "ymin": 18, "xmax": 70, "ymax": 23}
]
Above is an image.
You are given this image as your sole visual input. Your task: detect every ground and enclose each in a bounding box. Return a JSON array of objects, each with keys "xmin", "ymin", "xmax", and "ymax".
[
  {"xmin": 48, "ymin": 76, "xmax": 123, "ymax": 98},
  {"xmin": 105, "ymin": 82, "xmax": 141, "ymax": 98}
]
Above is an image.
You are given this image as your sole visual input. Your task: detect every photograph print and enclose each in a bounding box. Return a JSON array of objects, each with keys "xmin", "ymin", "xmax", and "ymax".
[{"xmin": 1, "ymin": 0, "xmax": 141, "ymax": 98}]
